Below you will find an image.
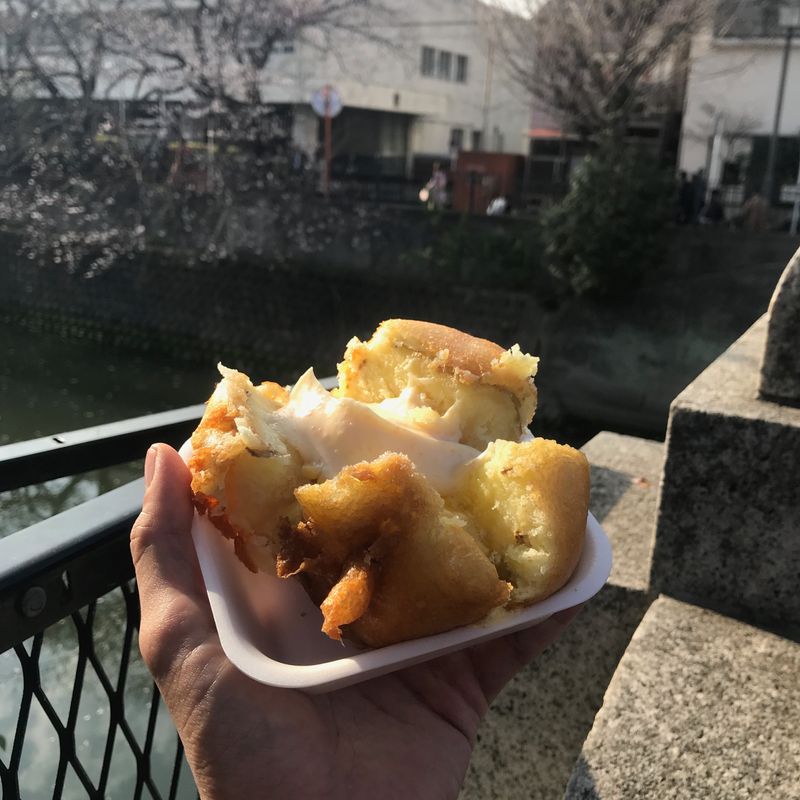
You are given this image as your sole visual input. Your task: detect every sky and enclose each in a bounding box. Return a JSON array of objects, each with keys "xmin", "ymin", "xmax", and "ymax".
[{"xmin": 482, "ymin": 0, "xmax": 537, "ymax": 16}]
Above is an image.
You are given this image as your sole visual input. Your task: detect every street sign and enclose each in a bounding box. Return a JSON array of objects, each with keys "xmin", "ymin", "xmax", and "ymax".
[
  {"xmin": 311, "ymin": 85, "xmax": 343, "ymax": 118},
  {"xmin": 311, "ymin": 86, "xmax": 342, "ymax": 198},
  {"xmin": 780, "ymin": 184, "xmax": 800, "ymax": 203}
]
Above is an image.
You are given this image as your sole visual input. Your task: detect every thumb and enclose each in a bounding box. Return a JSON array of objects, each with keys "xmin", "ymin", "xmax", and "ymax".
[{"xmin": 131, "ymin": 443, "xmax": 218, "ymax": 684}]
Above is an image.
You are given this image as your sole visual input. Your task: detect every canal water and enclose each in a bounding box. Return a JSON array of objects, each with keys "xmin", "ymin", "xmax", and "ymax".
[
  {"xmin": 1, "ymin": 319, "xmax": 219, "ymax": 538},
  {"xmin": 1, "ymin": 319, "xmax": 220, "ymax": 799}
]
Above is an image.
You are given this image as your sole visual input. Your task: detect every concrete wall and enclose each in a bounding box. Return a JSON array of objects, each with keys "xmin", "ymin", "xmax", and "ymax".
[{"xmin": 1, "ymin": 220, "xmax": 796, "ymax": 438}]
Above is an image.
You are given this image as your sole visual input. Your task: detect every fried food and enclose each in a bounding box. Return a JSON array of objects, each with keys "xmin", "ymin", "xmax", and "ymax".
[
  {"xmin": 287, "ymin": 454, "xmax": 511, "ymax": 647},
  {"xmin": 188, "ymin": 320, "xmax": 589, "ymax": 647},
  {"xmin": 336, "ymin": 319, "xmax": 538, "ymax": 449}
]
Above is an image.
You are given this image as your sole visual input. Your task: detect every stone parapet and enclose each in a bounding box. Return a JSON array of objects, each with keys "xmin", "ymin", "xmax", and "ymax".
[
  {"xmin": 461, "ymin": 432, "xmax": 662, "ymax": 800},
  {"xmin": 760, "ymin": 247, "xmax": 800, "ymax": 404},
  {"xmin": 651, "ymin": 316, "xmax": 800, "ymax": 634},
  {"xmin": 581, "ymin": 433, "xmax": 662, "ymax": 592},
  {"xmin": 565, "ymin": 597, "xmax": 800, "ymax": 799}
]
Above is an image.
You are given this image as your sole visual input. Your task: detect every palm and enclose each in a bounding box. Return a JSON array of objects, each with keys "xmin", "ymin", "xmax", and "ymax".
[
  {"xmin": 172, "ymin": 634, "xmax": 542, "ymax": 800},
  {"xmin": 132, "ymin": 444, "xmax": 575, "ymax": 800}
]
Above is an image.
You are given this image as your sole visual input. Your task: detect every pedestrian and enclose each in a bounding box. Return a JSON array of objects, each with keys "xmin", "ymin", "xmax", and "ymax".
[
  {"xmin": 701, "ymin": 189, "xmax": 725, "ymax": 225},
  {"xmin": 677, "ymin": 171, "xmax": 694, "ymax": 224},
  {"xmin": 691, "ymin": 169, "xmax": 707, "ymax": 224},
  {"xmin": 740, "ymin": 191, "xmax": 769, "ymax": 232},
  {"xmin": 421, "ymin": 161, "xmax": 448, "ymax": 210}
]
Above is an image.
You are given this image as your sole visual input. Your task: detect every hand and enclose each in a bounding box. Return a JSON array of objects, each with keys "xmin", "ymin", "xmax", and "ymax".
[{"xmin": 131, "ymin": 444, "xmax": 579, "ymax": 800}]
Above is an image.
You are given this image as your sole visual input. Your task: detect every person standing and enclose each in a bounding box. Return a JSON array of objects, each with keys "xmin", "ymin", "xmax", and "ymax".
[
  {"xmin": 423, "ymin": 162, "xmax": 448, "ymax": 210},
  {"xmin": 691, "ymin": 169, "xmax": 707, "ymax": 224},
  {"xmin": 701, "ymin": 189, "xmax": 726, "ymax": 225},
  {"xmin": 677, "ymin": 171, "xmax": 694, "ymax": 223},
  {"xmin": 741, "ymin": 191, "xmax": 769, "ymax": 232}
]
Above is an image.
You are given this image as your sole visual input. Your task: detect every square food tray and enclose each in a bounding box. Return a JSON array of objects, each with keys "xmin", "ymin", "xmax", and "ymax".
[{"xmin": 180, "ymin": 440, "xmax": 612, "ymax": 693}]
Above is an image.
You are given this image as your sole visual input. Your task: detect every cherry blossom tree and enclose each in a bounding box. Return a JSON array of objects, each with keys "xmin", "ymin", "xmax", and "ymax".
[
  {"xmin": 498, "ymin": 0, "xmax": 712, "ymax": 145},
  {"xmin": 0, "ymin": 0, "xmax": 388, "ymax": 275}
]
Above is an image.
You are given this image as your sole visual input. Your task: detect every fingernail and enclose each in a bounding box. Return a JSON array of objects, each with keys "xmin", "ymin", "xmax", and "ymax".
[{"xmin": 144, "ymin": 446, "xmax": 158, "ymax": 488}]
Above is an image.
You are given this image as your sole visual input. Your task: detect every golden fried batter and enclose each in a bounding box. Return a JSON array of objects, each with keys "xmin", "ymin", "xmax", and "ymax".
[
  {"xmin": 189, "ymin": 367, "xmax": 305, "ymax": 573},
  {"xmin": 187, "ymin": 321, "xmax": 589, "ymax": 648},
  {"xmin": 287, "ymin": 454, "xmax": 510, "ymax": 646},
  {"xmin": 336, "ymin": 319, "xmax": 538, "ymax": 450}
]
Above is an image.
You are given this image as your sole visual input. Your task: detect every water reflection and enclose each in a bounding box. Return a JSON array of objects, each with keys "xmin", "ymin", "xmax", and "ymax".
[
  {"xmin": 0, "ymin": 464, "xmax": 144, "ymax": 540},
  {"xmin": 1, "ymin": 314, "xmax": 218, "ymax": 540},
  {"xmin": 1, "ymin": 320, "xmax": 212, "ymax": 797},
  {"xmin": 0, "ymin": 318, "xmax": 217, "ymax": 446}
]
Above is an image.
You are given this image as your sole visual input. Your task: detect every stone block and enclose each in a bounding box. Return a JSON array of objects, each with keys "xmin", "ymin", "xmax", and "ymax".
[
  {"xmin": 565, "ymin": 597, "xmax": 800, "ymax": 799},
  {"xmin": 460, "ymin": 433, "xmax": 662, "ymax": 800},
  {"xmin": 581, "ymin": 432, "xmax": 663, "ymax": 592},
  {"xmin": 760, "ymin": 246, "xmax": 800, "ymax": 404},
  {"xmin": 651, "ymin": 317, "xmax": 800, "ymax": 633},
  {"xmin": 461, "ymin": 585, "xmax": 651, "ymax": 800}
]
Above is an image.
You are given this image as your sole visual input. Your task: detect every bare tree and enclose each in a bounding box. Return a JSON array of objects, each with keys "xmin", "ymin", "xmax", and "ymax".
[
  {"xmin": 499, "ymin": 0, "xmax": 712, "ymax": 144},
  {"xmin": 108, "ymin": 0, "xmax": 390, "ymax": 108},
  {"xmin": 0, "ymin": 0, "xmax": 137, "ymax": 104},
  {"xmin": 0, "ymin": 0, "xmax": 392, "ymax": 276},
  {"xmin": 0, "ymin": 0, "xmax": 35, "ymax": 100}
]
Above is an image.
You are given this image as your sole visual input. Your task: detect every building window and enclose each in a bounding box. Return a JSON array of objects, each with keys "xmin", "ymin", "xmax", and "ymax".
[
  {"xmin": 492, "ymin": 126, "xmax": 505, "ymax": 153},
  {"xmin": 456, "ymin": 55, "xmax": 468, "ymax": 83},
  {"xmin": 421, "ymin": 46, "xmax": 435, "ymax": 76},
  {"xmin": 450, "ymin": 128, "xmax": 464, "ymax": 151},
  {"xmin": 422, "ymin": 48, "xmax": 469, "ymax": 82},
  {"xmin": 437, "ymin": 50, "xmax": 452, "ymax": 80},
  {"xmin": 471, "ymin": 130, "xmax": 482, "ymax": 151}
]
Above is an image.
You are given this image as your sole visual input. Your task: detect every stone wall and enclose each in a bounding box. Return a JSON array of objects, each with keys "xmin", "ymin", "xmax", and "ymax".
[{"xmin": 1, "ymin": 222, "xmax": 797, "ymax": 435}]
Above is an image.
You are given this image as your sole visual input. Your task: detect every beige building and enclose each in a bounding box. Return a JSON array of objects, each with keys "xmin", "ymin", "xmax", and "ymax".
[
  {"xmin": 679, "ymin": 1, "xmax": 800, "ymax": 205},
  {"xmin": 260, "ymin": 0, "xmax": 532, "ymax": 175},
  {"xmin": 13, "ymin": 0, "xmax": 530, "ymax": 180}
]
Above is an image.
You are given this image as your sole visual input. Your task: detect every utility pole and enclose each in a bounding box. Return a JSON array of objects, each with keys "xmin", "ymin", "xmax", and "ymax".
[
  {"xmin": 310, "ymin": 85, "xmax": 342, "ymax": 197},
  {"xmin": 482, "ymin": 37, "xmax": 495, "ymax": 148},
  {"xmin": 324, "ymin": 86, "xmax": 332, "ymax": 197}
]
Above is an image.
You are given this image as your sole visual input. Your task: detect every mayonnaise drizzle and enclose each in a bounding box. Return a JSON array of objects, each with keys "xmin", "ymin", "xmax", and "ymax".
[{"xmin": 269, "ymin": 369, "xmax": 478, "ymax": 493}]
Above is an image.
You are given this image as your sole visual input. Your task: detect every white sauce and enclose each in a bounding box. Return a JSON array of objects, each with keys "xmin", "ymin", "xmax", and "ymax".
[{"xmin": 269, "ymin": 369, "xmax": 479, "ymax": 493}]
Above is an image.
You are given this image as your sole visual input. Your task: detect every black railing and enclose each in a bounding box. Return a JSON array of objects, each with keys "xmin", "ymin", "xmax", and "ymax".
[
  {"xmin": 0, "ymin": 407, "xmax": 203, "ymax": 799},
  {"xmin": 0, "ymin": 379, "xmax": 337, "ymax": 799}
]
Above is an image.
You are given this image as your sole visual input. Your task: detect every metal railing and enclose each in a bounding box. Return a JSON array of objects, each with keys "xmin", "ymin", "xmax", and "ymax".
[
  {"xmin": 0, "ymin": 378, "xmax": 338, "ymax": 798},
  {"xmin": 0, "ymin": 406, "xmax": 206, "ymax": 800}
]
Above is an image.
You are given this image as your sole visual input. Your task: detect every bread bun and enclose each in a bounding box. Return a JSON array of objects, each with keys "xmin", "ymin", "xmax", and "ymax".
[
  {"xmin": 336, "ymin": 319, "xmax": 538, "ymax": 449},
  {"xmin": 188, "ymin": 321, "xmax": 589, "ymax": 647}
]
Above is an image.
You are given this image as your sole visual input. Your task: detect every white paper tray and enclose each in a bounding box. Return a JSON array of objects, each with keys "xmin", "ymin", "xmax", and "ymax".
[{"xmin": 180, "ymin": 441, "xmax": 612, "ymax": 693}]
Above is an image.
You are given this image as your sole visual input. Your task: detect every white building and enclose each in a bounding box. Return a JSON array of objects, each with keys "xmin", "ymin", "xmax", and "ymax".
[
  {"xmin": 8, "ymin": 0, "xmax": 531, "ymax": 179},
  {"xmin": 679, "ymin": 1, "xmax": 800, "ymax": 205},
  {"xmin": 247, "ymin": 0, "xmax": 532, "ymax": 174}
]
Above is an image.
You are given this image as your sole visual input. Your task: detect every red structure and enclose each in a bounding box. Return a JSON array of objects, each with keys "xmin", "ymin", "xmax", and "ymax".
[{"xmin": 450, "ymin": 152, "xmax": 525, "ymax": 214}]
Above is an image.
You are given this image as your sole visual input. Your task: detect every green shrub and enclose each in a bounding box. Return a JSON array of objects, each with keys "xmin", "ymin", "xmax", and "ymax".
[
  {"xmin": 542, "ymin": 145, "xmax": 673, "ymax": 298},
  {"xmin": 406, "ymin": 212, "xmax": 550, "ymax": 294}
]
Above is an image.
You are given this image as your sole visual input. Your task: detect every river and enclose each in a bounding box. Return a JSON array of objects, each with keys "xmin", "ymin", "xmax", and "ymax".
[
  {"xmin": 1, "ymin": 319, "xmax": 218, "ymax": 799},
  {"xmin": 0, "ymin": 319, "xmax": 219, "ymax": 539}
]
